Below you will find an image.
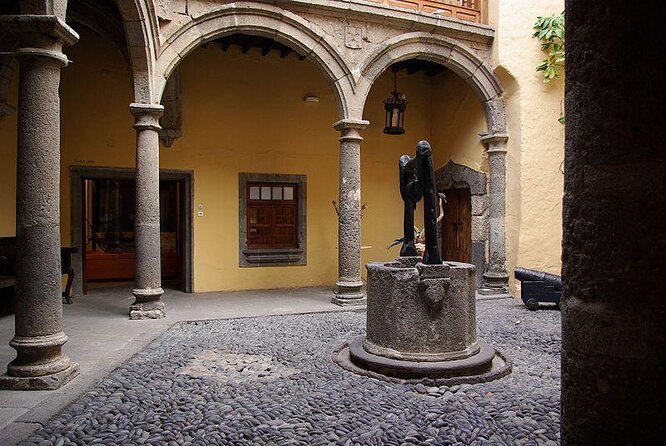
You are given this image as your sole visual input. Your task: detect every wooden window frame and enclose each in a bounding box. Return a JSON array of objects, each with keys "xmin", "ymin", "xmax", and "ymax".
[
  {"xmin": 239, "ymin": 173, "xmax": 307, "ymax": 267},
  {"xmin": 246, "ymin": 182, "xmax": 299, "ymax": 250}
]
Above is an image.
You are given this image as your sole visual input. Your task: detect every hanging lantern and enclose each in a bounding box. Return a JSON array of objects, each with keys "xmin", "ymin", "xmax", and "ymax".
[{"xmin": 383, "ymin": 72, "xmax": 407, "ymax": 135}]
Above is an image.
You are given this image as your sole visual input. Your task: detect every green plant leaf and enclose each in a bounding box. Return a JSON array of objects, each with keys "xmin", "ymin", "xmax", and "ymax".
[{"xmin": 533, "ymin": 11, "xmax": 565, "ymax": 83}]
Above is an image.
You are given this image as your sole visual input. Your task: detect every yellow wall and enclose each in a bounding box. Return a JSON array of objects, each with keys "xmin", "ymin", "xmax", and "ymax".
[
  {"xmin": 59, "ymin": 31, "xmax": 137, "ymax": 252},
  {"xmin": 493, "ymin": 0, "xmax": 566, "ymax": 293},
  {"xmin": 430, "ymin": 71, "xmax": 487, "ymax": 172},
  {"xmin": 175, "ymin": 47, "xmax": 452, "ymax": 291},
  {"xmin": 173, "ymin": 44, "xmax": 343, "ymax": 291}
]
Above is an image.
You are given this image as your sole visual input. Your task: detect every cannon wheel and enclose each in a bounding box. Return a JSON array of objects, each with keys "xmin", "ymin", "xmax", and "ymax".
[{"xmin": 526, "ymin": 298, "xmax": 540, "ymax": 311}]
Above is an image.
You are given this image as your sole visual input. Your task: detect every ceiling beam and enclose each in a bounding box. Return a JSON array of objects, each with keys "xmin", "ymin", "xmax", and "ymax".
[
  {"xmin": 261, "ymin": 41, "xmax": 273, "ymax": 56},
  {"xmin": 426, "ymin": 65, "xmax": 446, "ymax": 77}
]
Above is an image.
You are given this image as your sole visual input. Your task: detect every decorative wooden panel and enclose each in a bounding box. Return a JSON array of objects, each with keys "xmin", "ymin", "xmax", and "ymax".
[
  {"xmin": 370, "ymin": 0, "xmax": 482, "ymax": 23},
  {"xmin": 246, "ymin": 183, "xmax": 298, "ymax": 249},
  {"xmin": 272, "ymin": 205, "xmax": 297, "ymax": 248},
  {"xmin": 247, "ymin": 205, "xmax": 272, "ymax": 248}
]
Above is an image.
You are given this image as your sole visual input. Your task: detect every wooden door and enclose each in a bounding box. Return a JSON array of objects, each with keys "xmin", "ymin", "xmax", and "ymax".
[{"xmin": 441, "ymin": 188, "xmax": 472, "ymax": 262}]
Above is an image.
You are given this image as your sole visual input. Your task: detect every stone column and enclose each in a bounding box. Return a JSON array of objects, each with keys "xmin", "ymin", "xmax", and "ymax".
[
  {"xmin": 129, "ymin": 103, "xmax": 166, "ymax": 320},
  {"xmin": 0, "ymin": 15, "xmax": 79, "ymax": 390},
  {"xmin": 562, "ymin": 1, "xmax": 664, "ymax": 444},
  {"xmin": 478, "ymin": 133, "xmax": 509, "ymax": 295},
  {"xmin": 332, "ymin": 119, "xmax": 369, "ymax": 306}
]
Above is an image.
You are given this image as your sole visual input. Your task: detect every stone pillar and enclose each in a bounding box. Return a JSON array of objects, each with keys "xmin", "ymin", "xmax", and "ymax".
[
  {"xmin": 129, "ymin": 103, "xmax": 166, "ymax": 320},
  {"xmin": 332, "ymin": 119, "xmax": 369, "ymax": 306},
  {"xmin": 562, "ymin": 2, "xmax": 665, "ymax": 444},
  {"xmin": 0, "ymin": 15, "xmax": 79, "ymax": 390},
  {"xmin": 478, "ymin": 133, "xmax": 509, "ymax": 295}
]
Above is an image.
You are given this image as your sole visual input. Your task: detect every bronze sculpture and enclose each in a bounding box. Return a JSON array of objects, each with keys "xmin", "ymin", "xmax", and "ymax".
[{"xmin": 399, "ymin": 140, "xmax": 442, "ymax": 265}]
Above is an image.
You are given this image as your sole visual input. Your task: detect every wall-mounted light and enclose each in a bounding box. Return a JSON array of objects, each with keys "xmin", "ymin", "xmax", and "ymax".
[
  {"xmin": 383, "ymin": 72, "xmax": 407, "ymax": 135},
  {"xmin": 304, "ymin": 95, "xmax": 320, "ymax": 103}
]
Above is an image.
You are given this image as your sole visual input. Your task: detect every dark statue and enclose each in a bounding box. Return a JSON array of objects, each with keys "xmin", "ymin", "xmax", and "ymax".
[
  {"xmin": 399, "ymin": 140, "xmax": 442, "ymax": 265},
  {"xmin": 398, "ymin": 154, "xmax": 420, "ymax": 257}
]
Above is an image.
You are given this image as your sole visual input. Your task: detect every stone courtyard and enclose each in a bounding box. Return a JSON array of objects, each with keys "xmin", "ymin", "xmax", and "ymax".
[{"xmin": 19, "ymin": 298, "xmax": 560, "ymax": 446}]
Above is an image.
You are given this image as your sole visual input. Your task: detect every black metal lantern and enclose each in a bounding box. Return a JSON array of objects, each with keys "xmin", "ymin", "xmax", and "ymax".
[{"xmin": 383, "ymin": 73, "xmax": 407, "ymax": 135}]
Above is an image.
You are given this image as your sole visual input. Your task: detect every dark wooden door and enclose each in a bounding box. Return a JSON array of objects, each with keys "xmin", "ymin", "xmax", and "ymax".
[{"xmin": 441, "ymin": 188, "xmax": 472, "ymax": 262}]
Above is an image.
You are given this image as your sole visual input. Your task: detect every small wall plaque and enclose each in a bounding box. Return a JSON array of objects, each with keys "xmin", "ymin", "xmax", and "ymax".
[{"xmin": 345, "ymin": 26, "xmax": 363, "ymax": 49}]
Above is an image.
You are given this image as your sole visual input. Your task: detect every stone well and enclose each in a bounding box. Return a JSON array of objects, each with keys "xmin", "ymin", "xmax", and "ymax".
[{"xmin": 344, "ymin": 257, "xmax": 510, "ymax": 382}]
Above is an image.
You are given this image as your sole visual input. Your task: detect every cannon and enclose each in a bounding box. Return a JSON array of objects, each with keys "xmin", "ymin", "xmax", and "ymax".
[{"xmin": 514, "ymin": 267, "xmax": 562, "ymax": 311}]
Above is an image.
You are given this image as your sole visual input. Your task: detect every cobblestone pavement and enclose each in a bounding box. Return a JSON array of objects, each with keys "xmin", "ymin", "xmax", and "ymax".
[{"xmin": 22, "ymin": 299, "xmax": 561, "ymax": 446}]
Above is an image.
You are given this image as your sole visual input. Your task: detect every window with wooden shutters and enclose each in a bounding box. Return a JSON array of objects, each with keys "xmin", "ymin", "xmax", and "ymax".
[
  {"xmin": 246, "ymin": 183, "xmax": 298, "ymax": 249},
  {"xmin": 239, "ymin": 173, "xmax": 306, "ymax": 267}
]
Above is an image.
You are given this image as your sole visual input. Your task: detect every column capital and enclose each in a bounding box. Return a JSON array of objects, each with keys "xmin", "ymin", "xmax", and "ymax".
[
  {"xmin": 130, "ymin": 103, "xmax": 164, "ymax": 131},
  {"xmin": 14, "ymin": 47, "xmax": 68, "ymax": 66},
  {"xmin": 479, "ymin": 132, "xmax": 509, "ymax": 145},
  {"xmin": 0, "ymin": 15, "xmax": 79, "ymax": 47},
  {"xmin": 333, "ymin": 119, "xmax": 370, "ymax": 131},
  {"xmin": 480, "ymin": 133, "xmax": 509, "ymax": 154}
]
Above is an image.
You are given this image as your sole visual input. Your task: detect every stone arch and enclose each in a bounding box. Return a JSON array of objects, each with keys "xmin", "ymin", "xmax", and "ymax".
[
  {"xmin": 114, "ymin": 0, "xmax": 155, "ymax": 103},
  {"xmin": 0, "ymin": 2, "xmax": 155, "ymax": 107},
  {"xmin": 356, "ymin": 32, "xmax": 506, "ymax": 133},
  {"xmin": 435, "ymin": 161, "xmax": 488, "ymax": 286},
  {"xmin": 358, "ymin": 33, "xmax": 510, "ymax": 293},
  {"xmin": 436, "ymin": 161, "xmax": 487, "ymax": 195},
  {"xmin": 153, "ymin": 3, "xmax": 354, "ymax": 119}
]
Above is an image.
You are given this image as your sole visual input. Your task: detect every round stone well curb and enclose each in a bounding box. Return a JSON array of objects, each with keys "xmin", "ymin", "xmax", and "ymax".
[{"xmin": 334, "ymin": 339, "xmax": 512, "ymax": 387}]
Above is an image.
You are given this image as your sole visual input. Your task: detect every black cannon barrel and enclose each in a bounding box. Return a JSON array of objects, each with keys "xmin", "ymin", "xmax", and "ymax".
[{"xmin": 514, "ymin": 267, "xmax": 562, "ymax": 291}]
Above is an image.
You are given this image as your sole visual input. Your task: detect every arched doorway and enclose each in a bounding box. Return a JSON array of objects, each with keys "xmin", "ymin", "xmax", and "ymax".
[{"xmin": 436, "ymin": 161, "xmax": 488, "ymax": 286}]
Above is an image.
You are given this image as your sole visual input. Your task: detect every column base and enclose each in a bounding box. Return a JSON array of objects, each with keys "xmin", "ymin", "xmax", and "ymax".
[
  {"xmin": 0, "ymin": 362, "xmax": 79, "ymax": 390},
  {"xmin": 130, "ymin": 288, "xmax": 166, "ymax": 320},
  {"xmin": 480, "ymin": 270, "xmax": 510, "ymax": 295},
  {"xmin": 477, "ymin": 287, "xmax": 510, "ymax": 296},
  {"xmin": 332, "ymin": 280, "xmax": 366, "ymax": 306}
]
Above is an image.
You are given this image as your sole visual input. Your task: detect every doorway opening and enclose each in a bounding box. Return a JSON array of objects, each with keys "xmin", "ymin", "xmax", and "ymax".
[
  {"xmin": 70, "ymin": 167, "xmax": 193, "ymax": 296},
  {"xmin": 82, "ymin": 178, "xmax": 183, "ymax": 292},
  {"xmin": 441, "ymin": 188, "xmax": 472, "ymax": 263}
]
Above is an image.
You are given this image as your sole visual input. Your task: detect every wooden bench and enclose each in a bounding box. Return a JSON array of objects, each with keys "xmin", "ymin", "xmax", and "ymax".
[{"xmin": 0, "ymin": 237, "xmax": 79, "ymax": 312}]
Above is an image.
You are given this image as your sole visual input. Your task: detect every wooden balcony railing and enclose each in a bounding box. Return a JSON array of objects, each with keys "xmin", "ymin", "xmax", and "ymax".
[{"xmin": 369, "ymin": 0, "xmax": 484, "ymax": 24}]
